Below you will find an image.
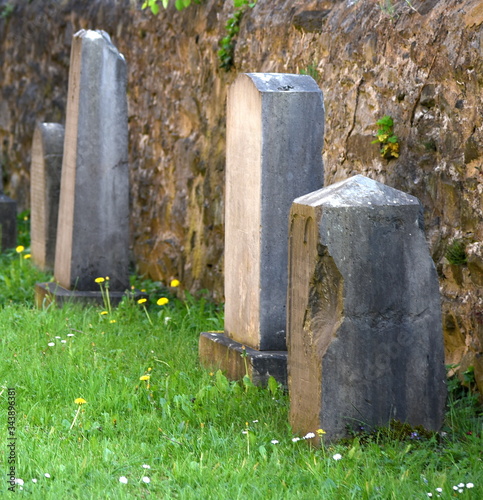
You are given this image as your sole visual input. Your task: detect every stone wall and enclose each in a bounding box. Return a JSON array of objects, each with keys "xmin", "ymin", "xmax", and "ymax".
[{"xmin": 0, "ymin": 0, "xmax": 482, "ymax": 392}]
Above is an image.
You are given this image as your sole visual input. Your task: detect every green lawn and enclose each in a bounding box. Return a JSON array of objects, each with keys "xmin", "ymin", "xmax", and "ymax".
[{"xmin": 0, "ymin": 229, "xmax": 482, "ymax": 498}]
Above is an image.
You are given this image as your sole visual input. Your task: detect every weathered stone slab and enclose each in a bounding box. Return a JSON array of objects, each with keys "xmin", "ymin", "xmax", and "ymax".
[
  {"xmin": 199, "ymin": 73, "xmax": 324, "ymax": 384},
  {"xmin": 54, "ymin": 29, "xmax": 129, "ymax": 292},
  {"xmin": 0, "ymin": 193, "xmax": 16, "ymax": 251},
  {"xmin": 30, "ymin": 122, "xmax": 64, "ymax": 270},
  {"xmin": 224, "ymin": 73, "xmax": 324, "ymax": 351},
  {"xmin": 287, "ymin": 175, "xmax": 447, "ymax": 442}
]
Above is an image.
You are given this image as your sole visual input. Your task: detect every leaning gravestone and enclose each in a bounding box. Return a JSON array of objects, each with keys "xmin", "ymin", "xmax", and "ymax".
[
  {"xmin": 199, "ymin": 73, "xmax": 324, "ymax": 385},
  {"xmin": 287, "ymin": 175, "xmax": 447, "ymax": 442},
  {"xmin": 35, "ymin": 29, "xmax": 130, "ymax": 306},
  {"xmin": 30, "ymin": 122, "xmax": 64, "ymax": 271}
]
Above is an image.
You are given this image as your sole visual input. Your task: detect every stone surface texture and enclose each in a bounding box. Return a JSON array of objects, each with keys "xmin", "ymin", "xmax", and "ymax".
[
  {"xmin": 225, "ymin": 73, "xmax": 324, "ymax": 351},
  {"xmin": 30, "ymin": 122, "xmax": 64, "ymax": 270},
  {"xmin": 288, "ymin": 175, "xmax": 447, "ymax": 441},
  {"xmin": 54, "ymin": 29, "xmax": 129, "ymax": 291},
  {"xmin": 0, "ymin": 0, "xmax": 482, "ymax": 390}
]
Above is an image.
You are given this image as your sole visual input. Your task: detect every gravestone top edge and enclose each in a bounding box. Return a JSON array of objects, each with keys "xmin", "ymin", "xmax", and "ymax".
[
  {"xmin": 74, "ymin": 28, "xmax": 110, "ymax": 43},
  {"xmin": 73, "ymin": 29, "xmax": 125, "ymax": 62},
  {"xmin": 38, "ymin": 122, "xmax": 64, "ymax": 131},
  {"xmin": 243, "ymin": 73, "xmax": 321, "ymax": 93},
  {"xmin": 293, "ymin": 174, "xmax": 420, "ymax": 208},
  {"xmin": 35, "ymin": 122, "xmax": 65, "ymax": 154}
]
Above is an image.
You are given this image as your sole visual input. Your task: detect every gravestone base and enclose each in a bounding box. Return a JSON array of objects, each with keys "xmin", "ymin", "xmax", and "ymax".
[
  {"xmin": 0, "ymin": 194, "xmax": 17, "ymax": 251},
  {"xmin": 199, "ymin": 332, "xmax": 287, "ymax": 387},
  {"xmin": 35, "ymin": 282, "xmax": 146, "ymax": 309}
]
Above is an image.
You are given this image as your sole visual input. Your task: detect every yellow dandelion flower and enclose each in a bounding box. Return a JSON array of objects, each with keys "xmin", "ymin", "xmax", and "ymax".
[
  {"xmin": 23, "ymin": 254, "xmax": 31, "ymax": 259},
  {"xmin": 157, "ymin": 297, "xmax": 169, "ymax": 306},
  {"xmin": 170, "ymin": 279, "xmax": 180, "ymax": 287},
  {"xmin": 137, "ymin": 298, "xmax": 147, "ymax": 304},
  {"xmin": 105, "ymin": 276, "xmax": 110, "ymax": 280},
  {"xmin": 147, "ymin": 367, "xmax": 152, "ymax": 372},
  {"xmin": 316, "ymin": 429, "xmax": 326, "ymax": 436},
  {"xmin": 94, "ymin": 277, "xmax": 105, "ymax": 283},
  {"xmin": 100, "ymin": 311, "xmax": 108, "ymax": 315},
  {"xmin": 74, "ymin": 398, "xmax": 87, "ymax": 405},
  {"xmin": 16, "ymin": 245, "xmax": 25, "ymax": 253},
  {"xmin": 110, "ymin": 320, "xmax": 116, "ymax": 324},
  {"xmin": 139, "ymin": 375, "xmax": 150, "ymax": 381}
]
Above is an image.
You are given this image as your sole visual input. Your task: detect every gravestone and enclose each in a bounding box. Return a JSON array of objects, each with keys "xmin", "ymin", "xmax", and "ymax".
[
  {"xmin": 35, "ymin": 29, "xmax": 130, "ymax": 306},
  {"xmin": 30, "ymin": 122, "xmax": 64, "ymax": 270},
  {"xmin": 0, "ymin": 163, "xmax": 17, "ymax": 251},
  {"xmin": 0, "ymin": 191, "xmax": 16, "ymax": 251},
  {"xmin": 199, "ymin": 73, "xmax": 324, "ymax": 385},
  {"xmin": 287, "ymin": 175, "xmax": 447, "ymax": 442}
]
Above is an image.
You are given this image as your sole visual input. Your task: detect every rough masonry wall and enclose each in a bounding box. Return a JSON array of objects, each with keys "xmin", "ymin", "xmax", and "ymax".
[{"xmin": 0, "ymin": 0, "xmax": 482, "ymax": 391}]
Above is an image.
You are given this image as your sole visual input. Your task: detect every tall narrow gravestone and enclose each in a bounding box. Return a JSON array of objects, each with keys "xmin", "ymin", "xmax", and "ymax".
[
  {"xmin": 30, "ymin": 123, "xmax": 64, "ymax": 270},
  {"xmin": 287, "ymin": 175, "xmax": 447, "ymax": 442},
  {"xmin": 199, "ymin": 73, "xmax": 324, "ymax": 385},
  {"xmin": 36, "ymin": 29, "xmax": 130, "ymax": 306}
]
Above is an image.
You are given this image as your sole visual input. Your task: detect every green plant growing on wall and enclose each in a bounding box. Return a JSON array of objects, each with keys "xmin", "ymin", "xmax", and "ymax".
[
  {"xmin": 142, "ymin": 0, "xmax": 200, "ymax": 14},
  {"xmin": 141, "ymin": 0, "xmax": 256, "ymax": 71},
  {"xmin": 218, "ymin": 1, "xmax": 256, "ymax": 71},
  {"xmin": 0, "ymin": 3, "xmax": 14, "ymax": 19},
  {"xmin": 446, "ymin": 239, "xmax": 467, "ymax": 266},
  {"xmin": 300, "ymin": 64, "xmax": 319, "ymax": 82},
  {"xmin": 371, "ymin": 115, "xmax": 400, "ymax": 159}
]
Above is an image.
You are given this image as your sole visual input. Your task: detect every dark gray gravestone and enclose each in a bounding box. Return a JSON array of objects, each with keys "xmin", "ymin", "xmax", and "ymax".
[
  {"xmin": 30, "ymin": 122, "xmax": 64, "ymax": 270},
  {"xmin": 0, "ymin": 163, "xmax": 16, "ymax": 250},
  {"xmin": 287, "ymin": 175, "xmax": 447, "ymax": 442},
  {"xmin": 0, "ymin": 193, "xmax": 16, "ymax": 251},
  {"xmin": 54, "ymin": 29, "xmax": 129, "ymax": 292},
  {"xmin": 200, "ymin": 73, "xmax": 324, "ymax": 385}
]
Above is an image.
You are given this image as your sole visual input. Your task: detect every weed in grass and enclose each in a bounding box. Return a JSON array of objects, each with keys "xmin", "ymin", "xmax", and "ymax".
[
  {"xmin": 137, "ymin": 297, "xmax": 153, "ymax": 325},
  {"xmin": 94, "ymin": 276, "xmax": 112, "ymax": 314}
]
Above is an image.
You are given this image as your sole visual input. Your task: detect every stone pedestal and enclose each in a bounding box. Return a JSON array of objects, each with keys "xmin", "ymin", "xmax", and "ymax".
[
  {"xmin": 199, "ymin": 332, "xmax": 287, "ymax": 386},
  {"xmin": 30, "ymin": 122, "xmax": 64, "ymax": 270},
  {"xmin": 287, "ymin": 175, "xmax": 447, "ymax": 442},
  {"xmin": 35, "ymin": 282, "xmax": 138, "ymax": 309},
  {"xmin": 199, "ymin": 73, "xmax": 324, "ymax": 385}
]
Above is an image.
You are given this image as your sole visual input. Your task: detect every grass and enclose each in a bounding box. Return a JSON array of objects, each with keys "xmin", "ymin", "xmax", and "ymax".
[{"xmin": 0, "ymin": 216, "xmax": 482, "ymax": 498}]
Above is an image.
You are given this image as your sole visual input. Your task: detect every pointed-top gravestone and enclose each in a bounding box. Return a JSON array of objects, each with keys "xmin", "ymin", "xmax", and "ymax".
[
  {"xmin": 30, "ymin": 122, "xmax": 64, "ymax": 270},
  {"xmin": 54, "ymin": 29, "xmax": 129, "ymax": 291},
  {"xmin": 287, "ymin": 175, "xmax": 447, "ymax": 442},
  {"xmin": 199, "ymin": 73, "xmax": 324, "ymax": 385}
]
